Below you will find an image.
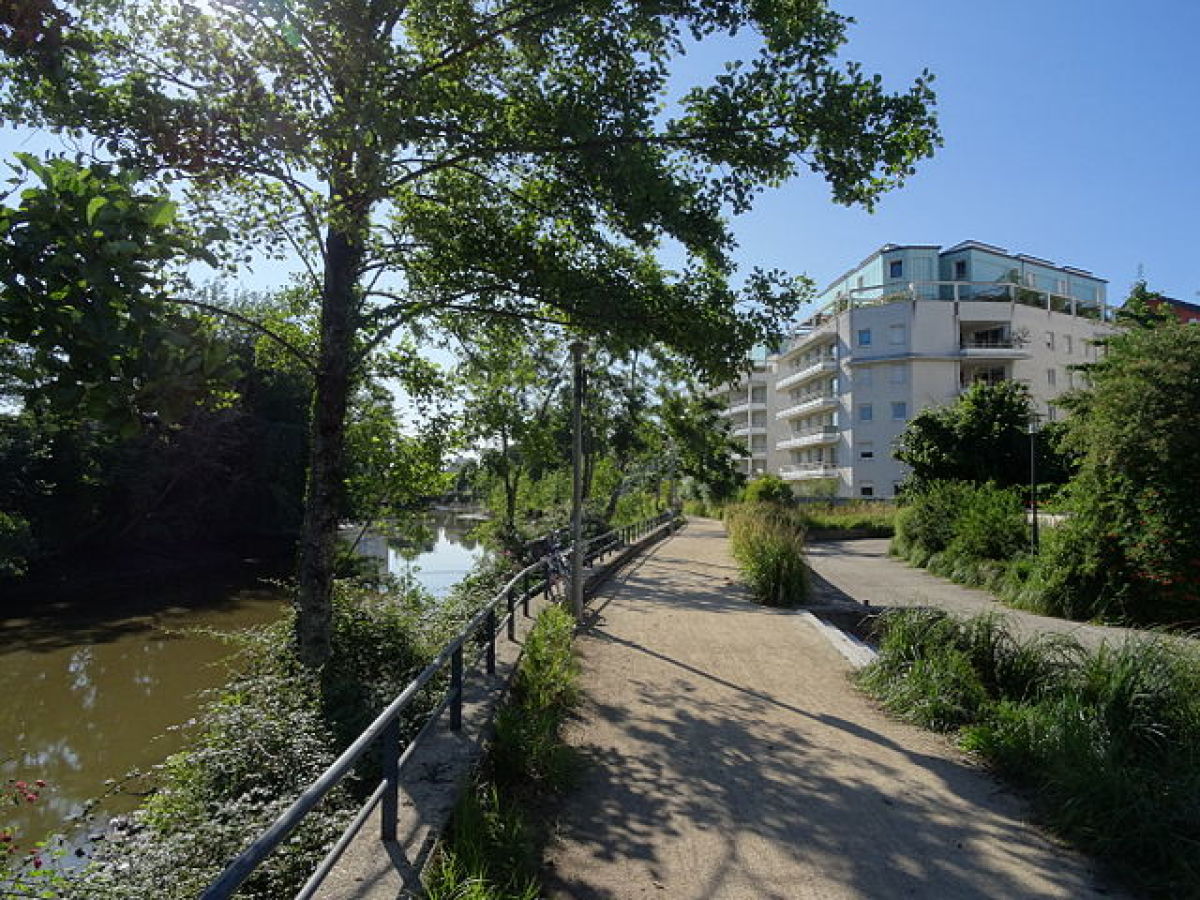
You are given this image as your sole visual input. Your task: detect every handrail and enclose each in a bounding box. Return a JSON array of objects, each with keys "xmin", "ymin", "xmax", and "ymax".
[{"xmin": 201, "ymin": 510, "xmax": 677, "ymax": 900}]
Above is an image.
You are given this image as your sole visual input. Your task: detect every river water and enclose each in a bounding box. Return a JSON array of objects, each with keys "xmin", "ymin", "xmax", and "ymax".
[{"xmin": 0, "ymin": 510, "xmax": 486, "ymax": 850}]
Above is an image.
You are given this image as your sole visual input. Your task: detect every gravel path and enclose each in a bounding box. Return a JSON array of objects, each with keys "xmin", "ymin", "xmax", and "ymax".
[{"xmin": 543, "ymin": 519, "xmax": 1123, "ymax": 899}]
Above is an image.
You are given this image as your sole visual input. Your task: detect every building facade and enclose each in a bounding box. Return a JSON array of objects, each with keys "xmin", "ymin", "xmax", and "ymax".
[{"xmin": 711, "ymin": 241, "xmax": 1116, "ymax": 498}]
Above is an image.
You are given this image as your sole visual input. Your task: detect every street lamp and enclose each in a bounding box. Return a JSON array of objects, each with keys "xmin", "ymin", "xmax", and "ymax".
[
  {"xmin": 1028, "ymin": 412, "xmax": 1041, "ymax": 552},
  {"xmin": 569, "ymin": 339, "xmax": 588, "ymax": 622}
]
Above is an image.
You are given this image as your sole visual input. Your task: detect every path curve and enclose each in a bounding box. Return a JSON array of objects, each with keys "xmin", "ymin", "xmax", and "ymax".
[
  {"xmin": 805, "ymin": 538, "xmax": 1136, "ymax": 651},
  {"xmin": 543, "ymin": 519, "xmax": 1123, "ymax": 899}
]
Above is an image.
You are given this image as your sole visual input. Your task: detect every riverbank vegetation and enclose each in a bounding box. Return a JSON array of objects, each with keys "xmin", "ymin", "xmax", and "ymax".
[
  {"xmin": 76, "ymin": 580, "xmax": 466, "ymax": 899},
  {"xmin": 860, "ymin": 609, "xmax": 1200, "ymax": 897},
  {"xmin": 892, "ymin": 306, "xmax": 1200, "ymax": 629},
  {"xmin": 425, "ymin": 604, "xmax": 580, "ymax": 900}
]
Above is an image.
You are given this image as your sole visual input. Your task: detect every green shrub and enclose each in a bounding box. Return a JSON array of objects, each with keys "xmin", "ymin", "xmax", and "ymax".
[
  {"xmin": 0, "ymin": 509, "xmax": 33, "ymax": 578},
  {"xmin": 741, "ymin": 475, "xmax": 793, "ymax": 505},
  {"xmin": 945, "ymin": 484, "xmax": 1026, "ymax": 561},
  {"xmin": 862, "ymin": 610, "xmax": 1200, "ymax": 897},
  {"xmin": 725, "ymin": 503, "xmax": 808, "ymax": 606},
  {"xmin": 893, "ymin": 480, "xmax": 970, "ymax": 556}
]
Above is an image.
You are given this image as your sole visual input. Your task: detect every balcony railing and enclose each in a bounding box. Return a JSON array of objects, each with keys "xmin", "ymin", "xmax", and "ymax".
[
  {"xmin": 780, "ymin": 463, "xmax": 839, "ymax": 481},
  {"xmin": 776, "ymin": 393, "xmax": 838, "ymax": 420},
  {"xmin": 776, "ymin": 358, "xmax": 837, "ymax": 391},
  {"xmin": 731, "ymin": 424, "xmax": 768, "ymax": 438},
  {"xmin": 776, "ymin": 426, "xmax": 839, "ymax": 451},
  {"xmin": 809, "ymin": 280, "xmax": 1111, "ymax": 322}
]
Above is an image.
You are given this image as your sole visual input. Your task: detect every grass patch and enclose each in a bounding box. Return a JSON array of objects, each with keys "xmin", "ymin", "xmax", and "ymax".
[
  {"xmin": 426, "ymin": 604, "xmax": 581, "ymax": 899},
  {"xmin": 860, "ymin": 609, "xmax": 1200, "ymax": 897},
  {"xmin": 799, "ymin": 501, "xmax": 896, "ymax": 536},
  {"xmin": 724, "ymin": 502, "xmax": 809, "ymax": 606}
]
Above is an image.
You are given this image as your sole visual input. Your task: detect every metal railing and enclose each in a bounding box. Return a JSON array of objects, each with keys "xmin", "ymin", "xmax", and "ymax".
[{"xmin": 201, "ymin": 510, "xmax": 678, "ymax": 900}]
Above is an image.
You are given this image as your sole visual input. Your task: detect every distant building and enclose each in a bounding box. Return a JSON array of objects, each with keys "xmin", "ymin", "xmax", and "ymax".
[
  {"xmin": 1147, "ymin": 294, "xmax": 1200, "ymax": 325},
  {"xmin": 708, "ymin": 241, "xmax": 1118, "ymax": 498}
]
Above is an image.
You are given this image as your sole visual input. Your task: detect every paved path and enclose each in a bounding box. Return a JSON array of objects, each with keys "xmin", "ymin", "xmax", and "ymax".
[
  {"xmin": 805, "ymin": 538, "xmax": 1137, "ymax": 651},
  {"xmin": 543, "ymin": 519, "xmax": 1123, "ymax": 900}
]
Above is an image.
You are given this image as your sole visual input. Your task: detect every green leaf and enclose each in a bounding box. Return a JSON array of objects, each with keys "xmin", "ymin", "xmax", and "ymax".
[
  {"xmin": 147, "ymin": 200, "xmax": 178, "ymax": 228},
  {"xmin": 86, "ymin": 196, "xmax": 107, "ymax": 225}
]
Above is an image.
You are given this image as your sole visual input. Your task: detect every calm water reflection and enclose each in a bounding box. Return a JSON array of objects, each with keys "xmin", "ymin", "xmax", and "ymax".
[{"xmin": 1, "ymin": 510, "xmax": 485, "ymax": 847}]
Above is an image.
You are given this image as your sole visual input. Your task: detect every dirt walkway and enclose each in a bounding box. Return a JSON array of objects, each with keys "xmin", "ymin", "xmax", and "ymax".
[
  {"xmin": 805, "ymin": 538, "xmax": 1135, "ymax": 651},
  {"xmin": 543, "ymin": 519, "xmax": 1122, "ymax": 900}
]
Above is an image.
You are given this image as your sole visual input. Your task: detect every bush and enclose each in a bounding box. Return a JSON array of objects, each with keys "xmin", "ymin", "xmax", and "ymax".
[
  {"xmin": 0, "ymin": 510, "xmax": 33, "ymax": 578},
  {"xmin": 861, "ymin": 609, "xmax": 1200, "ymax": 897},
  {"xmin": 741, "ymin": 475, "xmax": 793, "ymax": 505},
  {"xmin": 725, "ymin": 503, "xmax": 808, "ymax": 606}
]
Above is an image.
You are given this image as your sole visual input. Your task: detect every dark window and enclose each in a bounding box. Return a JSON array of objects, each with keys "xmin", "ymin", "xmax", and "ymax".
[
  {"xmin": 954, "ymin": 260, "xmax": 967, "ymax": 280},
  {"xmin": 889, "ymin": 259, "xmax": 903, "ymax": 279},
  {"xmin": 860, "ymin": 485, "xmax": 875, "ymax": 498}
]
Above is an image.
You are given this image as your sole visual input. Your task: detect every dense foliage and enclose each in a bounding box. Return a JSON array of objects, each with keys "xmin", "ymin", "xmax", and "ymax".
[
  {"xmin": 0, "ymin": 0, "xmax": 939, "ymax": 666},
  {"xmin": 861, "ymin": 609, "xmax": 1200, "ymax": 897},
  {"xmin": 894, "ymin": 380, "xmax": 1071, "ymax": 492},
  {"xmin": 1014, "ymin": 321, "xmax": 1200, "ymax": 624}
]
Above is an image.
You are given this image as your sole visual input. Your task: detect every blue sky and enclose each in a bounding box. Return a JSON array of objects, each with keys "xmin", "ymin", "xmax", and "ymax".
[
  {"xmin": 724, "ymin": 0, "xmax": 1200, "ymax": 307},
  {"xmin": 2, "ymin": 0, "xmax": 1196, "ymax": 310}
]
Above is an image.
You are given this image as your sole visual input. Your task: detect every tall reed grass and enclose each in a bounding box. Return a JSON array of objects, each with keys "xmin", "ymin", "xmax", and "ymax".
[
  {"xmin": 724, "ymin": 503, "xmax": 809, "ymax": 606},
  {"xmin": 861, "ymin": 609, "xmax": 1200, "ymax": 896}
]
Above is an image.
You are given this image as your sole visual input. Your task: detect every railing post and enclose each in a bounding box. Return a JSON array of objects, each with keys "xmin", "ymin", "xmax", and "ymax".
[
  {"xmin": 525, "ymin": 567, "xmax": 534, "ymax": 615},
  {"xmin": 485, "ymin": 607, "xmax": 496, "ymax": 675},
  {"xmin": 380, "ymin": 716, "xmax": 400, "ymax": 842},
  {"xmin": 450, "ymin": 646, "xmax": 463, "ymax": 731},
  {"xmin": 507, "ymin": 588, "xmax": 516, "ymax": 641}
]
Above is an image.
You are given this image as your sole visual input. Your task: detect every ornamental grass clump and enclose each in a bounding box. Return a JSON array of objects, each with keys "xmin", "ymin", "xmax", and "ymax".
[
  {"xmin": 725, "ymin": 502, "xmax": 809, "ymax": 607},
  {"xmin": 860, "ymin": 608, "xmax": 1200, "ymax": 897}
]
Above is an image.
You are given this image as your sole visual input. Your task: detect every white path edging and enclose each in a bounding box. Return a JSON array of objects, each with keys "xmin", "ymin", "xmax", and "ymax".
[{"xmin": 796, "ymin": 611, "xmax": 877, "ymax": 669}]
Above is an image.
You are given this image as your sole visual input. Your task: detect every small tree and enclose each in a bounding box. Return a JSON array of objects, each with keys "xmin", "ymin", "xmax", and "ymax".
[{"xmin": 894, "ymin": 381, "xmax": 1067, "ymax": 492}]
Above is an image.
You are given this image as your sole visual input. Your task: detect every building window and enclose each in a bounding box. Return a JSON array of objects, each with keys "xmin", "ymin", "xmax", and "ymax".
[
  {"xmin": 891, "ymin": 401, "xmax": 907, "ymax": 420},
  {"xmin": 889, "ymin": 324, "xmax": 906, "ymax": 345},
  {"xmin": 859, "ymin": 442, "xmax": 874, "ymax": 460},
  {"xmin": 857, "ymin": 328, "xmax": 872, "ymax": 347},
  {"xmin": 889, "ymin": 259, "xmax": 903, "ymax": 279},
  {"xmin": 1045, "ymin": 331, "xmax": 1055, "ymax": 350},
  {"xmin": 953, "ymin": 259, "xmax": 967, "ymax": 280},
  {"xmin": 1047, "ymin": 368, "xmax": 1057, "ymax": 387},
  {"xmin": 859, "ymin": 403, "xmax": 873, "ymax": 422},
  {"xmin": 860, "ymin": 485, "xmax": 875, "ymax": 498},
  {"xmin": 889, "ymin": 363, "xmax": 906, "ymax": 385},
  {"xmin": 1063, "ymin": 335, "xmax": 1072, "ymax": 354}
]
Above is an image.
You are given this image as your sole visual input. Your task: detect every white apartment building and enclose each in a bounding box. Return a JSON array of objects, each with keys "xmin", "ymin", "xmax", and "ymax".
[
  {"xmin": 711, "ymin": 241, "xmax": 1117, "ymax": 498},
  {"xmin": 708, "ymin": 355, "xmax": 774, "ymax": 478}
]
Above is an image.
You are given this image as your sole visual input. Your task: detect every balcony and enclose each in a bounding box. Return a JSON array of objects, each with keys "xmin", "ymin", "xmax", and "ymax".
[
  {"xmin": 779, "ymin": 327, "xmax": 837, "ymax": 362},
  {"xmin": 731, "ymin": 424, "xmax": 768, "ymax": 438},
  {"xmin": 776, "ymin": 393, "xmax": 838, "ymax": 420},
  {"xmin": 960, "ymin": 338, "xmax": 1029, "ymax": 360},
  {"xmin": 775, "ymin": 358, "xmax": 837, "ymax": 392},
  {"xmin": 776, "ymin": 426, "xmax": 839, "ymax": 451},
  {"xmin": 780, "ymin": 463, "xmax": 839, "ymax": 481},
  {"xmin": 828, "ymin": 280, "xmax": 1109, "ymax": 320},
  {"xmin": 728, "ymin": 400, "xmax": 768, "ymax": 417}
]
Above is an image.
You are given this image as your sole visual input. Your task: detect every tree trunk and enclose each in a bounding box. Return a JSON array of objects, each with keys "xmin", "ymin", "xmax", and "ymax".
[{"xmin": 295, "ymin": 224, "xmax": 362, "ymax": 669}]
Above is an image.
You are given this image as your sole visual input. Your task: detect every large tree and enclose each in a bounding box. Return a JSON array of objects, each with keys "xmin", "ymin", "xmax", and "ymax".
[{"xmin": 1, "ymin": 0, "xmax": 940, "ymax": 666}]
